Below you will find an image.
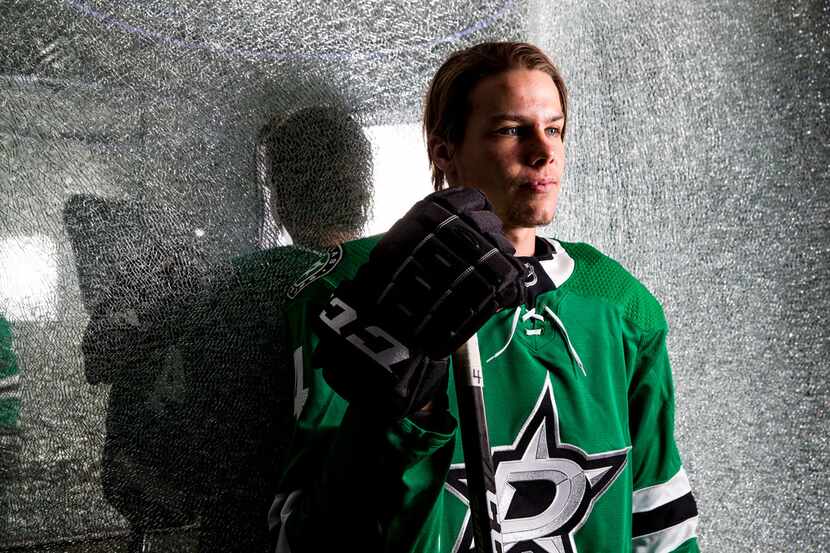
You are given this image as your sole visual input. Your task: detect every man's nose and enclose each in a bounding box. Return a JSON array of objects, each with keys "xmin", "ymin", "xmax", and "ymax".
[{"xmin": 528, "ymin": 129, "xmax": 557, "ymax": 167}]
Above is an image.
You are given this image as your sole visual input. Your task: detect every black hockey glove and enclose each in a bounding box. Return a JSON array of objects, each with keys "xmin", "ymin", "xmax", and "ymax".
[{"xmin": 313, "ymin": 187, "xmax": 527, "ymax": 418}]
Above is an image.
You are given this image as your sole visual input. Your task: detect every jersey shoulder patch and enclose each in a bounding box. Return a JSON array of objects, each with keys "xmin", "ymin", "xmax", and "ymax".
[
  {"xmin": 287, "ymin": 245, "xmax": 343, "ymax": 300},
  {"xmin": 287, "ymin": 234, "xmax": 382, "ymax": 300},
  {"xmin": 557, "ymin": 240, "xmax": 666, "ymax": 332}
]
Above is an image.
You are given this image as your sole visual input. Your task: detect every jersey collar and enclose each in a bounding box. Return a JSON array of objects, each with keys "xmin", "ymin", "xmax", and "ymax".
[{"xmin": 536, "ymin": 237, "xmax": 574, "ymax": 288}]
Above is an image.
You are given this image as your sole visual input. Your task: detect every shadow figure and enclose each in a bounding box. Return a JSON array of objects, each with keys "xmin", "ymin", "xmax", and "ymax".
[
  {"xmin": 63, "ymin": 195, "xmax": 213, "ymax": 541},
  {"xmin": 260, "ymin": 105, "xmax": 374, "ymax": 249},
  {"xmin": 63, "ymin": 104, "xmax": 373, "ymax": 552}
]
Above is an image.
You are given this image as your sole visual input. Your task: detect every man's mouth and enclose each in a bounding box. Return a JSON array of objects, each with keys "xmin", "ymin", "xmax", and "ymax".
[{"xmin": 520, "ymin": 180, "xmax": 557, "ymax": 193}]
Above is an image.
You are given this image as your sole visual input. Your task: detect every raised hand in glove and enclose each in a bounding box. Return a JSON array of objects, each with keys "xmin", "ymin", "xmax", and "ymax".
[{"xmin": 312, "ymin": 187, "xmax": 527, "ymax": 418}]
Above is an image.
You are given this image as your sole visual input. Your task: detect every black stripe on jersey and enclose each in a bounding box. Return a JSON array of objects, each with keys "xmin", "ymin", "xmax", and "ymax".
[
  {"xmin": 632, "ymin": 492, "xmax": 698, "ymax": 537},
  {"xmin": 517, "ymin": 238, "xmax": 557, "ymax": 306}
]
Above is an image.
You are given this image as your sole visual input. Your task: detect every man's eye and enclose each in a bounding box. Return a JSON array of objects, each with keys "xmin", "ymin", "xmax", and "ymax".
[
  {"xmin": 546, "ymin": 127, "xmax": 561, "ymax": 136},
  {"xmin": 498, "ymin": 127, "xmax": 520, "ymax": 136}
]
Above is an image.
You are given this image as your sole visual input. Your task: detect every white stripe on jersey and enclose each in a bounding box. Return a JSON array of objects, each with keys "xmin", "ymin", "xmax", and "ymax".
[
  {"xmin": 538, "ymin": 238, "xmax": 575, "ymax": 287},
  {"xmin": 632, "ymin": 516, "xmax": 698, "ymax": 553},
  {"xmin": 633, "ymin": 467, "xmax": 693, "ymax": 513},
  {"xmin": 0, "ymin": 373, "xmax": 19, "ymax": 389},
  {"xmin": 0, "ymin": 374, "xmax": 20, "ymax": 398},
  {"xmin": 293, "ymin": 347, "xmax": 308, "ymax": 419}
]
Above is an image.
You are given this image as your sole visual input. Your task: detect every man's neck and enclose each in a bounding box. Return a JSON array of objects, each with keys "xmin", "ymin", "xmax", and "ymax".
[{"xmin": 504, "ymin": 226, "xmax": 537, "ymax": 257}]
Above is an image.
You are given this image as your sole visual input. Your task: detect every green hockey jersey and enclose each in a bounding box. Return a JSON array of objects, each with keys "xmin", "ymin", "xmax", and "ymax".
[{"xmin": 269, "ymin": 235, "xmax": 699, "ymax": 553}]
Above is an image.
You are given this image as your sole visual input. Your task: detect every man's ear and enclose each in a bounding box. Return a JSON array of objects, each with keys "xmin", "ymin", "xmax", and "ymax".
[{"xmin": 428, "ymin": 136, "xmax": 455, "ymax": 181}]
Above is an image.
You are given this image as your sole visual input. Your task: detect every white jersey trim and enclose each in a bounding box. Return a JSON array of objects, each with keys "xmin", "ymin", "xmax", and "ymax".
[
  {"xmin": 0, "ymin": 374, "xmax": 20, "ymax": 399},
  {"xmin": 293, "ymin": 347, "xmax": 308, "ymax": 418},
  {"xmin": 632, "ymin": 467, "xmax": 693, "ymax": 513},
  {"xmin": 631, "ymin": 516, "xmax": 698, "ymax": 553},
  {"xmin": 538, "ymin": 238, "xmax": 574, "ymax": 287},
  {"xmin": 0, "ymin": 373, "xmax": 19, "ymax": 390}
]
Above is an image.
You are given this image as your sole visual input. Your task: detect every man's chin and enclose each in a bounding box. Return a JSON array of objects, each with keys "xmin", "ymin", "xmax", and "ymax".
[{"xmin": 507, "ymin": 206, "xmax": 555, "ymax": 228}]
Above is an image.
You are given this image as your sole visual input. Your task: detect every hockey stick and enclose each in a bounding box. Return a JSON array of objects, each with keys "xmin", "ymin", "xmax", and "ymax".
[{"xmin": 452, "ymin": 335, "xmax": 503, "ymax": 553}]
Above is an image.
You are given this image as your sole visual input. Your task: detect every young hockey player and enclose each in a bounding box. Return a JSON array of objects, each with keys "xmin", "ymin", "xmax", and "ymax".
[{"xmin": 269, "ymin": 41, "xmax": 700, "ymax": 553}]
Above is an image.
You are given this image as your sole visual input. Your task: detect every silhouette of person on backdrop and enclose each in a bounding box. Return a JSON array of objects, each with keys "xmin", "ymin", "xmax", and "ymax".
[
  {"xmin": 63, "ymin": 195, "xmax": 212, "ymax": 544},
  {"xmin": 261, "ymin": 105, "xmax": 374, "ymax": 249},
  {"xmin": 64, "ymin": 104, "xmax": 373, "ymax": 552}
]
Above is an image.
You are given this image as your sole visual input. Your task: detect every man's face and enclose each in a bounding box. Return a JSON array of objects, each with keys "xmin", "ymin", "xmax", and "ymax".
[{"xmin": 440, "ymin": 68, "xmax": 565, "ymax": 229}]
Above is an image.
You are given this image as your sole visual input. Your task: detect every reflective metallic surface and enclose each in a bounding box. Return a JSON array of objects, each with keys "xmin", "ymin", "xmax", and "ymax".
[{"xmin": 0, "ymin": 0, "xmax": 827, "ymax": 550}]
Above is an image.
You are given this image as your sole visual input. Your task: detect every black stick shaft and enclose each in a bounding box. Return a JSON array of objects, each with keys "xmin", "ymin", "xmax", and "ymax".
[{"xmin": 452, "ymin": 335, "xmax": 502, "ymax": 553}]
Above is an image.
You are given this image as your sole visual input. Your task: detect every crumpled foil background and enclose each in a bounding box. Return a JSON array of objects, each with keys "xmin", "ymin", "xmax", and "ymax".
[{"xmin": 0, "ymin": 0, "xmax": 828, "ymax": 551}]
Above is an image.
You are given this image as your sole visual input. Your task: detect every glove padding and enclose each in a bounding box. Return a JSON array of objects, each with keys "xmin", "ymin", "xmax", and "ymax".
[{"xmin": 313, "ymin": 188, "xmax": 527, "ymax": 418}]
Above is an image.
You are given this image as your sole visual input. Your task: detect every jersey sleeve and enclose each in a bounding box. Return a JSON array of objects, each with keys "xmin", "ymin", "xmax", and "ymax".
[
  {"xmin": 628, "ymin": 324, "xmax": 700, "ymax": 552},
  {"xmin": 268, "ymin": 273, "xmax": 458, "ymax": 553}
]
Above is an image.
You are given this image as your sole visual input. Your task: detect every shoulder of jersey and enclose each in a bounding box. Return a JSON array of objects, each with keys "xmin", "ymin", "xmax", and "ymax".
[
  {"xmin": 554, "ymin": 239, "xmax": 667, "ymax": 332},
  {"xmin": 286, "ymin": 235, "xmax": 382, "ymax": 300}
]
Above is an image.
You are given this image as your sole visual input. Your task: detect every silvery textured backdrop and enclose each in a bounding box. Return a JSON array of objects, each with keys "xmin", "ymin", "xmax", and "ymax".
[{"xmin": 0, "ymin": 0, "xmax": 827, "ymax": 551}]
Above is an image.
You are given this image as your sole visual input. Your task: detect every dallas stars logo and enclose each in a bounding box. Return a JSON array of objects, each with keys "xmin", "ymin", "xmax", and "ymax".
[
  {"xmin": 523, "ymin": 262, "xmax": 538, "ymax": 287},
  {"xmin": 287, "ymin": 245, "xmax": 343, "ymax": 299},
  {"xmin": 445, "ymin": 377, "xmax": 629, "ymax": 553}
]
